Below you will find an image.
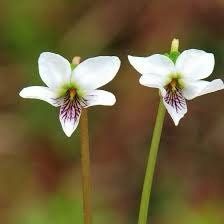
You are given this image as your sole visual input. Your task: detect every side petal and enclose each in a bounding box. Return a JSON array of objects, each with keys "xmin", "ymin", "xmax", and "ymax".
[
  {"xmin": 81, "ymin": 90, "xmax": 116, "ymax": 108},
  {"xmin": 128, "ymin": 55, "xmax": 175, "ymax": 77},
  {"xmin": 183, "ymin": 79, "xmax": 224, "ymax": 100},
  {"xmin": 162, "ymin": 89, "xmax": 187, "ymax": 126},
  {"xmin": 139, "ymin": 74, "xmax": 166, "ymax": 88},
  {"xmin": 59, "ymin": 97, "xmax": 82, "ymax": 137},
  {"xmin": 139, "ymin": 75, "xmax": 167, "ymax": 96},
  {"xmin": 176, "ymin": 49, "xmax": 215, "ymax": 80},
  {"xmin": 38, "ymin": 52, "xmax": 71, "ymax": 89},
  {"xmin": 72, "ymin": 56, "xmax": 120, "ymax": 91},
  {"xmin": 19, "ymin": 86, "xmax": 62, "ymax": 107}
]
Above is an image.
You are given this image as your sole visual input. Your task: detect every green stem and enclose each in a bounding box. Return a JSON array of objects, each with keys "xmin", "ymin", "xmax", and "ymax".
[
  {"xmin": 80, "ymin": 109, "xmax": 92, "ymax": 224},
  {"xmin": 138, "ymin": 100, "xmax": 166, "ymax": 224}
]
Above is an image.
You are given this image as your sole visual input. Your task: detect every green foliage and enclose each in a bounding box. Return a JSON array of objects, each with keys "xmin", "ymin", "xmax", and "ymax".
[
  {"xmin": 15, "ymin": 195, "xmax": 83, "ymax": 224},
  {"xmin": 14, "ymin": 194, "xmax": 120, "ymax": 224}
]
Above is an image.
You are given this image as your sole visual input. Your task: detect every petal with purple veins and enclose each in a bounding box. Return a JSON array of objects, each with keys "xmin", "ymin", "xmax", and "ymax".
[
  {"xmin": 59, "ymin": 94, "xmax": 82, "ymax": 137},
  {"xmin": 163, "ymin": 88, "xmax": 187, "ymax": 126}
]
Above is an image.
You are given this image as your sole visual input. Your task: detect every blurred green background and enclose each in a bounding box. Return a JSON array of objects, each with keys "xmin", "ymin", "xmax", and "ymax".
[{"xmin": 1, "ymin": 0, "xmax": 224, "ymax": 223}]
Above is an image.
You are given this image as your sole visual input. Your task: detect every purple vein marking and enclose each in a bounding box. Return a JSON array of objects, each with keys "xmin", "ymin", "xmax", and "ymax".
[{"xmin": 164, "ymin": 88, "xmax": 186, "ymax": 113}]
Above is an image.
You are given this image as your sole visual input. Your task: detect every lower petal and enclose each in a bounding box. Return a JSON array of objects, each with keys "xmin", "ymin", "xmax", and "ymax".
[
  {"xmin": 59, "ymin": 98, "xmax": 82, "ymax": 137},
  {"xmin": 81, "ymin": 90, "xmax": 116, "ymax": 108},
  {"xmin": 183, "ymin": 79, "xmax": 224, "ymax": 100},
  {"xmin": 163, "ymin": 89, "xmax": 187, "ymax": 126},
  {"xmin": 19, "ymin": 86, "xmax": 62, "ymax": 107}
]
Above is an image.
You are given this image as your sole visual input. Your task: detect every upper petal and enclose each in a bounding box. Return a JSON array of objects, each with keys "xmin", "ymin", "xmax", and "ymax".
[
  {"xmin": 81, "ymin": 90, "xmax": 116, "ymax": 108},
  {"xmin": 128, "ymin": 54, "xmax": 175, "ymax": 77},
  {"xmin": 19, "ymin": 86, "xmax": 62, "ymax": 107},
  {"xmin": 163, "ymin": 89, "xmax": 187, "ymax": 125},
  {"xmin": 71, "ymin": 56, "xmax": 120, "ymax": 91},
  {"xmin": 38, "ymin": 52, "xmax": 72, "ymax": 89},
  {"xmin": 183, "ymin": 79, "xmax": 224, "ymax": 100},
  {"xmin": 175, "ymin": 49, "xmax": 215, "ymax": 80}
]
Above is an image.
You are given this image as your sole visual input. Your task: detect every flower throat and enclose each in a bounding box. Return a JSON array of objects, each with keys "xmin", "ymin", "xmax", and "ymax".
[
  {"xmin": 167, "ymin": 78, "xmax": 181, "ymax": 92},
  {"xmin": 69, "ymin": 88, "xmax": 77, "ymax": 101},
  {"xmin": 164, "ymin": 78, "xmax": 185, "ymax": 113}
]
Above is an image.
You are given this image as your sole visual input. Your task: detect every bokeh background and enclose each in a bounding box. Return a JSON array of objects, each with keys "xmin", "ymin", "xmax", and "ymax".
[{"xmin": 1, "ymin": 0, "xmax": 224, "ymax": 223}]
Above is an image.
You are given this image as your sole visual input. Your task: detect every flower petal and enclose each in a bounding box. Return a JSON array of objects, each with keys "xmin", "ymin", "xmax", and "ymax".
[
  {"xmin": 176, "ymin": 49, "xmax": 215, "ymax": 80},
  {"xmin": 139, "ymin": 74, "xmax": 165, "ymax": 88},
  {"xmin": 59, "ymin": 97, "xmax": 82, "ymax": 137},
  {"xmin": 72, "ymin": 56, "xmax": 120, "ymax": 91},
  {"xmin": 81, "ymin": 90, "xmax": 116, "ymax": 108},
  {"xmin": 38, "ymin": 52, "xmax": 71, "ymax": 89},
  {"xmin": 183, "ymin": 79, "xmax": 224, "ymax": 100},
  {"xmin": 163, "ymin": 89, "xmax": 187, "ymax": 126},
  {"xmin": 19, "ymin": 86, "xmax": 62, "ymax": 107},
  {"xmin": 139, "ymin": 75, "xmax": 167, "ymax": 96},
  {"xmin": 128, "ymin": 55, "xmax": 175, "ymax": 77}
]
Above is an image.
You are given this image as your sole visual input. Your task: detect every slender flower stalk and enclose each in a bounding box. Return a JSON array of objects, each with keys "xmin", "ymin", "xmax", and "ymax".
[
  {"xmin": 138, "ymin": 39, "xmax": 179, "ymax": 224},
  {"xmin": 71, "ymin": 56, "xmax": 92, "ymax": 224},
  {"xmin": 80, "ymin": 108, "xmax": 92, "ymax": 224},
  {"xmin": 137, "ymin": 40, "xmax": 178, "ymax": 224},
  {"xmin": 138, "ymin": 100, "xmax": 166, "ymax": 224},
  {"xmin": 130, "ymin": 38, "xmax": 224, "ymax": 224},
  {"xmin": 19, "ymin": 53, "xmax": 120, "ymax": 224}
]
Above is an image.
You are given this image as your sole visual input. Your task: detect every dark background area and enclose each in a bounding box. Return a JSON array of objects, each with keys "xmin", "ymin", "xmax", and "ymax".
[{"xmin": 0, "ymin": 0, "xmax": 224, "ymax": 223}]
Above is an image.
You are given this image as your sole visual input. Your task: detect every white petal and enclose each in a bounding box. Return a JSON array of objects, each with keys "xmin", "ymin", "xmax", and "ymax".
[
  {"xmin": 82, "ymin": 90, "xmax": 116, "ymax": 108},
  {"xmin": 128, "ymin": 55, "xmax": 175, "ymax": 77},
  {"xmin": 19, "ymin": 86, "xmax": 61, "ymax": 107},
  {"xmin": 38, "ymin": 52, "xmax": 71, "ymax": 89},
  {"xmin": 162, "ymin": 90, "xmax": 187, "ymax": 126},
  {"xmin": 59, "ymin": 98, "xmax": 82, "ymax": 137},
  {"xmin": 72, "ymin": 56, "xmax": 120, "ymax": 91},
  {"xmin": 139, "ymin": 75, "xmax": 167, "ymax": 96},
  {"xmin": 139, "ymin": 74, "xmax": 166, "ymax": 88},
  {"xmin": 176, "ymin": 49, "xmax": 215, "ymax": 80},
  {"xmin": 183, "ymin": 79, "xmax": 224, "ymax": 100}
]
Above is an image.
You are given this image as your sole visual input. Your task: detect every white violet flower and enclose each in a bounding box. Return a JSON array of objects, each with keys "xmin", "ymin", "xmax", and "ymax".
[
  {"xmin": 19, "ymin": 52, "xmax": 121, "ymax": 137},
  {"xmin": 128, "ymin": 49, "xmax": 224, "ymax": 125}
]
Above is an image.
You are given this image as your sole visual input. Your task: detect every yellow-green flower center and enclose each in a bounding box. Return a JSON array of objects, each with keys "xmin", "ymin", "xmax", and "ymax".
[{"xmin": 166, "ymin": 73, "xmax": 184, "ymax": 91}]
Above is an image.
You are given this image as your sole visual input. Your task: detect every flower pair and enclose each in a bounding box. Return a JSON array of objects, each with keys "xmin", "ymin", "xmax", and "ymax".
[{"xmin": 20, "ymin": 48, "xmax": 224, "ymax": 137}]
